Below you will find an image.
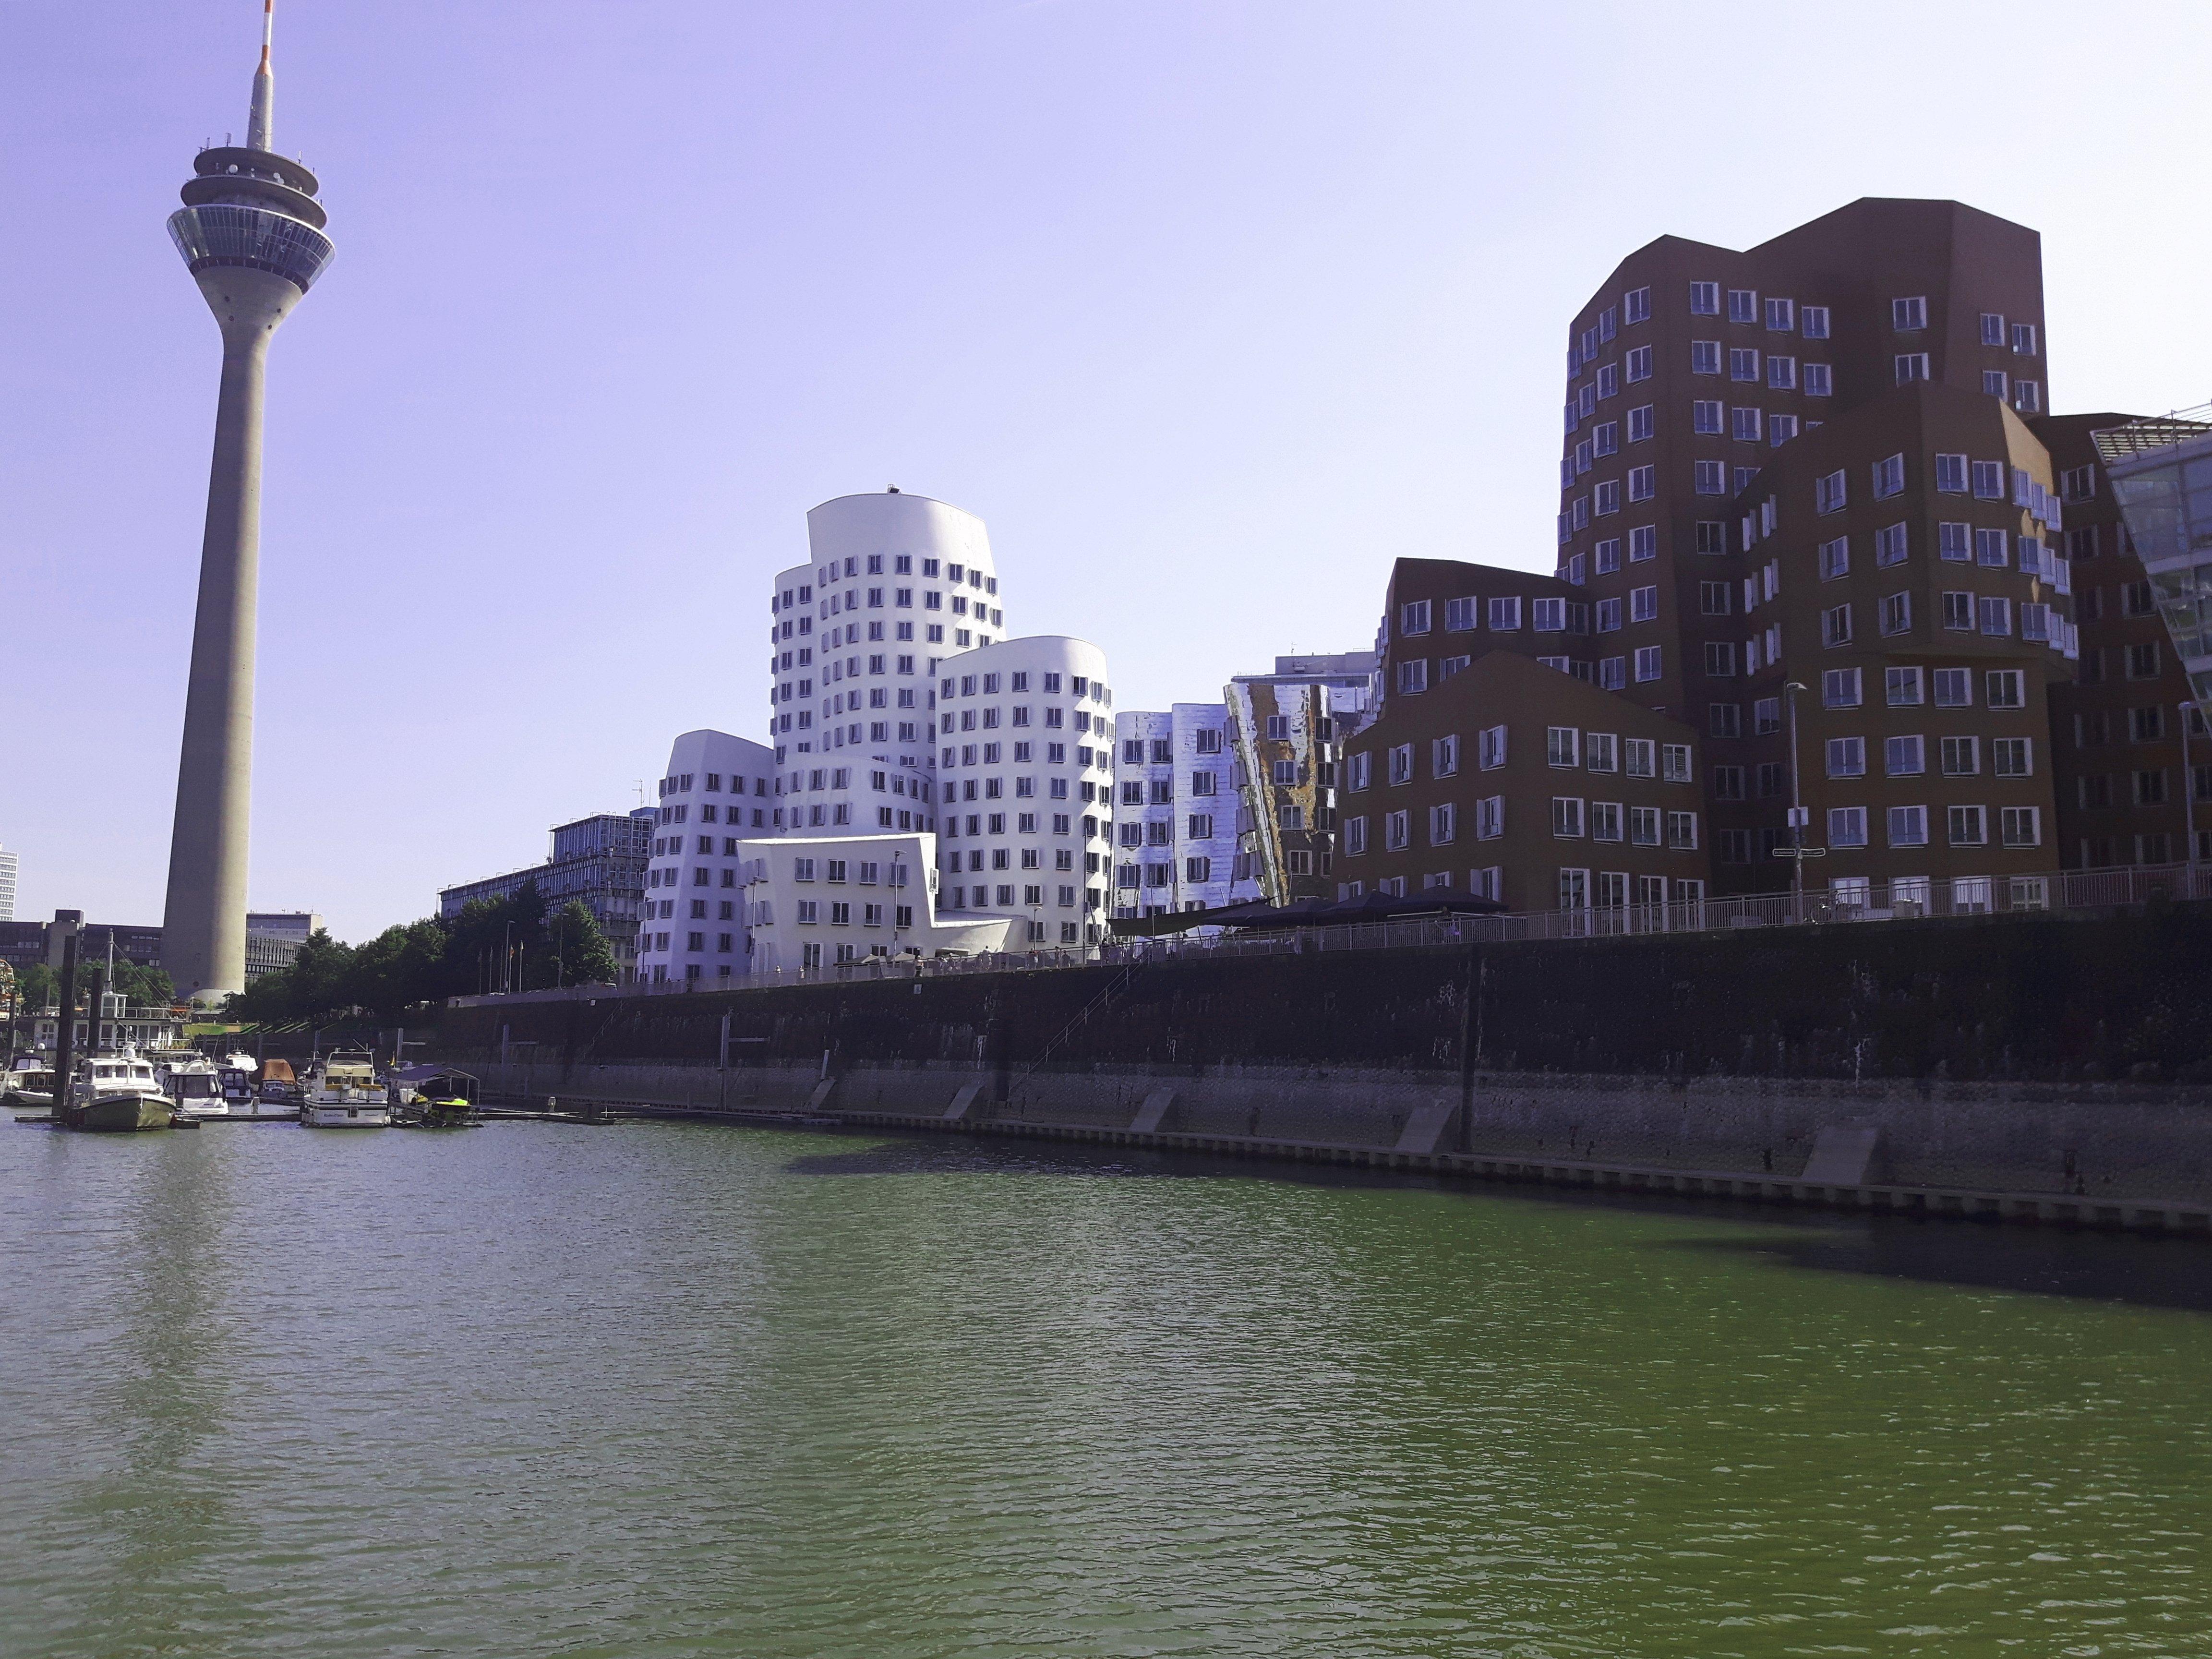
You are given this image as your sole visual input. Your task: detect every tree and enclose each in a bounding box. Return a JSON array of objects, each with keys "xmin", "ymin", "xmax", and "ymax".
[
  {"xmin": 542, "ymin": 900, "xmax": 618, "ymax": 987},
  {"xmin": 343, "ymin": 919, "xmax": 450, "ymax": 1020},
  {"xmin": 12, "ymin": 959, "xmax": 172, "ymax": 1010}
]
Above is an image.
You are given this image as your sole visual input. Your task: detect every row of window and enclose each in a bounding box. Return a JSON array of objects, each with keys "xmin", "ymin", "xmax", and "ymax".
[
  {"xmin": 1813, "ymin": 594, "xmax": 2064, "ymax": 649},
  {"xmin": 939, "ymin": 743, "xmax": 1102, "ymax": 774},
  {"xmin": 938, "ymin": 705, "xmax": 1104, "ymax": 737},
  {"xmin": 1815, "ymin": 804, "xmax": 2041, "ymax": 849},
  {"xmin": 938, "ymin": 885, "xmax": 1092, "ymax": 914},
  {"xmin": 1118, "ymin": 732, "xmax": 1225, "ymax": 762},
  {"xmin": 943, "ymin": 811, "xmax": 1100, "ymax": 841},
  {"xmin": 2075, "ymin": 768, "xmax": 2212, "ymax": 809},
  {"xmin": 942, "ymin": 670, "xmax": 1107, "ymax": 702},
  {"xmin": 1815, "ymin": 526, "xmax": 2059, "ymax": 579},
  {"xmin": 1116, "ymin": 814, "xmax": 1225, "ymax": 847},
  {"xmin": 1116, "ymin": 857, "xmax": 1219, "ymax": 887},
  {"xmin": 1820, "ymin": 666, "xmax": 2028, "ymax": 710},
  {"xmin": 1686, "ymin": 285, "xmax": 1836, "ymax": 335},
  {"xmin": 1117, "ymin": 773, "xmax": 1220, "ymax": 802},
  {"xmin": 1344, "ymin": 801, "xmax": 1700, "ymax": 851},
  {"xmin": 1811, "ymin": 733, "xmax": 2035, "ymax": 780},
  {"xmin": 1349, "ymin": 728, "xmax": 1694, "ymax": 787},
  {"xmin": 2074, "ymin": 706, "xmax": 2185, "ymax": 746}
]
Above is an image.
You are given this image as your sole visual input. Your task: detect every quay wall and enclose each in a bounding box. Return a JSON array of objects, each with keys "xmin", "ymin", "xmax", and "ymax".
[
  {"xmin": 433, "ymin": 906, "xmax": 2212, "ymax": 1202},
  {"xmin": 464, "ymin": 1059, "xmax": 2212, "ymax": 1202}
]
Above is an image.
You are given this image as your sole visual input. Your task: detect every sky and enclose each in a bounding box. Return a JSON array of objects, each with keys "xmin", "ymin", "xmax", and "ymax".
[{"xmin": 7, "ymin": 0, "xmax": 2212, "ymax": 943}]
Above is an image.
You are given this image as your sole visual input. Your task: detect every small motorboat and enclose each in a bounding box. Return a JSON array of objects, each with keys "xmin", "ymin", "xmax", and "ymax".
[
  {"xmin": 4, "ymin": 1060, "xmax": 57, "ymax": 1113},
  {"xmin": 257, "ymin": 1057, "xmax": 302, "ymax": 1111},
  {"xmin": 153, "ymin": 1049, "xmax": 230, "ymax": 1120},
  {"xmin": 300, "ymin": 1050, "xmax": 391, "ymax": 1128},
  {"xmin": 217, "ymin": 1061, "xmax": 259, "ymax": 1114}
]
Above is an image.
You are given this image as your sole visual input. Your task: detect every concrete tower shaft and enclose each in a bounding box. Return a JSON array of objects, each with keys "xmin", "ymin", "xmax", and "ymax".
[{"xmin": 159, "ymin": 0, "xmax": 332, "ymax": 1003}]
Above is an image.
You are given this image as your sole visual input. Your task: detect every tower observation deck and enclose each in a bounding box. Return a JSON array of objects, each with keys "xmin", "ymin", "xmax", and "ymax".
[{"xmin": 159, "ymin": 0, "xmax": 334, "ymax": 1003}]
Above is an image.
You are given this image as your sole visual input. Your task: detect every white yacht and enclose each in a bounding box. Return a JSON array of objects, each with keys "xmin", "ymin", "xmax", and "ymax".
[
  {"xmin": 153, "ymin": 1050, "xmax": 230, "ymax": 1120},
  {"xmin": 300, "ymin": 1050, "xmax": 391, "ymax": 1128}
]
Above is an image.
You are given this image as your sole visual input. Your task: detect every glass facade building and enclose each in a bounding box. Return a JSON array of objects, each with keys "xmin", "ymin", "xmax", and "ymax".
[{"xmin": 2099, "ymin": 414, "xmax": 2212, "ymax": 705}]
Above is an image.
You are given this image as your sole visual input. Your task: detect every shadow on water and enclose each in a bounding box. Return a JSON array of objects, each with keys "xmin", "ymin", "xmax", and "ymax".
[{"xmin": 783, "ymin": 1129, "xmax": 2212, "ymax": 1314}]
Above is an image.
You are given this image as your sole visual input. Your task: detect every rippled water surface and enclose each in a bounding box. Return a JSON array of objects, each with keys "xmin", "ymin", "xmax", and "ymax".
[{"xmin": 3, "ymin": 1120, "xmax": 2209, "ymax": 1657}]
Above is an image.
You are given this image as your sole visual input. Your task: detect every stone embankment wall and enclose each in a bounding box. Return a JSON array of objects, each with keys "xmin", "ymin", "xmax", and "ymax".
[
  {"xmin": 434, "ymin": 906, "xmax": 2212, "ymax": 1202},
  {"xmin": 464, "ymin": 1058, "xmax": 2212, "ymax": 1202}
]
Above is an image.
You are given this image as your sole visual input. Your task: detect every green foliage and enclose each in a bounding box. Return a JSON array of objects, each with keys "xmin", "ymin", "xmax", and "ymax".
[
  {"xmin": 11, "ymin": 959, "xmax": 174, "ymax": 1011},
  {"xmin": 219, "ymin": 880, "xmax": 625, "ymax": 1023},
  {"xmin": 544, "ymin": 901, "xmax": 618, "ymax": 989}
]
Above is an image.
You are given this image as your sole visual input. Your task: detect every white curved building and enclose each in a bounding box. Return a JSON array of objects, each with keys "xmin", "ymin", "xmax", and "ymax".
[
  {"xmin": 932, "ymin": 635, "xmax": 1115, "ymax": 947},
  {"xmin": 636, "ymin": 728, "xmax": 778, "ymax": 983},
  {"xmin": 766, "ymin": 491, "xmax": 1005, "ymax": 839}
]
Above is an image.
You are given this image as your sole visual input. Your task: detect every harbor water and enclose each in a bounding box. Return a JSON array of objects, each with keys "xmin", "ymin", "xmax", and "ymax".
[{"xmin": 3, "ymin": 1120, "xmax": 2209, "ymax": 1657}]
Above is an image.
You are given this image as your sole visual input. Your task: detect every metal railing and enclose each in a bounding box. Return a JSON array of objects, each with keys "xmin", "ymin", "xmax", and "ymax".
[{"xmin": 447, "ymin": 860, "xmax": 2211, "ymax": 1007}]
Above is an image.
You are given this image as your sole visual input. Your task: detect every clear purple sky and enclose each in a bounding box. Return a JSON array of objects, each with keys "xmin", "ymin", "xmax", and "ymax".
[{"xmin": 8, "ymin": 1, "xmax": 2210, "ymax": 942}]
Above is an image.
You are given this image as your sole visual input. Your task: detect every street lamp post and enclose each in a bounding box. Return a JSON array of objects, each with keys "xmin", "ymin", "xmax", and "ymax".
[
  {"xmin": 1784, "ymin": 680, "xmax": 1809, "ymax": 918},
  {"xmin": 2185, "ymin": 700, "xmax": 2202, "ymax": 894}
]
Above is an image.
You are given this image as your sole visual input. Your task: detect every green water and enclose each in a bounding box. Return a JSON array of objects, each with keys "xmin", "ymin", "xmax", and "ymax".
[{"xmin": 2, "ymin": 1122, "xmax": 2207, "ymax": 1658}]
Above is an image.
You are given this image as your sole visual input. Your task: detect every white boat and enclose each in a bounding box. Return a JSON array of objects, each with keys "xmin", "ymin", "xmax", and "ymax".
[
  {"xmin": 62, "ymin": 1053, "xmax": 177, "ymax": 1133},
  {"xmin": 153, "ymin": 1049, "xmax": 230, "ymax": 1120},
  {"xmin": 300, "ymin": 1050, "xmax": 391, "ymax": 1128},
  {"xmin": 4, "ymin": 1058, "xmax": 57, "ymax": 1112}
]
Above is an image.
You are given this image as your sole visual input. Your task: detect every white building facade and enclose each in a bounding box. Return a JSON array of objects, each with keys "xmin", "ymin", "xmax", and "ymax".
[
  {"xmin": 766, "ymin": 491, "xmax": 1004, "ymax": 841},
  {"xmin": 741, "ymin": 832, "xmax": 1017, "ymax": 973},
  {"xmin": 932, "ymin": 635, "xmax": 1116, "ymax": 947},
  {"xmin": 637, "ymin": 728, "xmax": 779, "ymax": 983},
  {"xmin": 1111, "ymin": 705, "xmax": 1256, "ymax": 918}
]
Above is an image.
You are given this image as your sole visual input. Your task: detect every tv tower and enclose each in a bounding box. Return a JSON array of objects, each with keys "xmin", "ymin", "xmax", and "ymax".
[{"xmin": 160, "ymin": 0, "xmax": 335, "ymax": 1002}]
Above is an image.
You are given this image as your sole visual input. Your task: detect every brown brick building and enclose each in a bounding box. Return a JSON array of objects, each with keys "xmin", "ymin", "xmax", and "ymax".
[
  {"xmin": 1338, "ymin": 627, "xmax": 1708, "ymax": 913},
  {"xmin": 1711, "ymin": 381, "xmax": 2073, "ymax": 902},
  {"xmin": 2036, "ymin": 413, "xmax": 2210, "ymax": 867}
]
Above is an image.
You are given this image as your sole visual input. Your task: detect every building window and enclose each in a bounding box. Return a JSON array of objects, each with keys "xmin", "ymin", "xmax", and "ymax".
[
  {"xmin": 1895, "ymin": 353, "xmax": 1930, "ymax": 384},
  {"xmin": 1551, "ymin": 797, "xmax": 1586, "ymax": 838},
  {"xmin": 1987, "ymin": 671, "xmax": 2027, "ymax": 711},
  {"xmin": 1546, "ymin": 726, "xmax": 1580, "ymax": 768},
  {"xmin": 1815, "ymin": 469, "xmax": 1847, "ymax": 514},
  {"xmin": 1821, "ymin": 603, "xmax": 1852, "ymax": 647},
  {"xmin": 1993, "ymin": 737, "xmax": 2032, "ymax": 778},
  {"xmin": 1731, "ymin": 407, "xmax": 1761, "ymax": 442},
  {"xmin": 1634, "ymin": 646, "xmax": 1662, "ymax": 683},
  {"xmin": 2001, "ymin": 806, "xmax": 2041, "ymax": 849},
  {"xmin": 1704, "ymin": 641, "xmax": 1738, "ymax": 676},
  {"xmin": 1628, "ymin": 405, "xmax": 1655, "ymax": 443},
  {"xmin": 1880, "ymin": 591, "xmax": 1912, "ymax": 635},
  {"xmin": 1694, "ymin": 461, "xmax": 1726, "ymax": 495},
  {"xmin": 1385, "ymin": 810, "xmax": 1410, "ymax": 850},
  {"xmin": 1445, "ymin": 596, "xmax": 1479, "ymax": 631},
  {"xmin": 1344, "ymin": 816, "xmax": 1367, "ymax": 855},
  {"xmin": 1396, "ymin": 658, "xmax": 1430, "ymax": 694},
  {"xmin": 1827, "ymin": 736, "xmax": 1865, "ymax": 778},
  {"xmin": 2011, "ymin": 322, "xmax": 2038, "ymax": 355},
  {"xmin": 1872, "ymin": 453, "xmax": 1905, "ymax": 499},
  {"xmin": 1822, "ymin": 667, "xmax": 1863, "ymax": 709},
  {"xmin": 1631, "ymin": 525, "xmax": 1659, "ymax": 561},
  {"xmin": 1892, "ymin": 296, "xmax": 1928, "ymax": 330},
  {"xmin": 1938, "ymin": 522, "xmax": 1970, "ymax": 562},
  {"xmin": 1690, "ymin": 281, "xmax": 1719, "ymax": 315},
  {"xmin": 1819, "ymin": 536, "xmax": 1850, "ymax": 580},
  {"xmin": 1626, "ymin": 285, "xmax": 1651, "ymax": 324},
  {"xmin": 1430, "ymin": 804, "xmax": 1456, "ymax": 846},
  {"xmin": 1887, "ymin": 805, "xmax": 1929, "ymax": 847},
  {"xmin": 1729, "ymin": 348, "xmax": 1760, "ymax": 383},
  {"xmin": 1478, "ymin": 724, "xmax": 1508, "ymax": 769},
  {"xmin": 1978, "ymin": 596, "xmax": 2012, "ymax": 637},
  {"xmin": 1829, "ymin": 806, "xmax": 1868, "ymax": 848},
  {"xmin": 1691, "ymin": 340, "xmax": 1721, "ymax": 375},
  {"xmin": 1628, "ymin": 464, "xmax": 1656, "ymax": 502},
  {"xmin": 1948, "ymin": 805, "xmax": 1988, "ymax": 846},
  {"xmin": 2013, "ymin": 380, "xmax": 2041, "ymax": 414}
]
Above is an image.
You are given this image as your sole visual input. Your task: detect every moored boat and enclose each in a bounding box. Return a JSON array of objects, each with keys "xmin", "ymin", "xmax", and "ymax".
[
  {"xmin": 153, "ymin": 1049, "xmax": 230, "ymax": 1120},
  {"xmin": 5, "ymin": 1060, "xmax": 57, "ymax": 1113},
  {"xmin": 300, "ymin": 1050, "xmax": 391, "ymax": 1128},
  {"xmin": 60, "ymin": 1055, "xmax": 175, "ymax": 1133}
]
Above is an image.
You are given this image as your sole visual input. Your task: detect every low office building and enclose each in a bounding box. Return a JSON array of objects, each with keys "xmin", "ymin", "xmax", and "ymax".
[
  {"xmin": 637, "ymin": 730, "xmax": 779, "ymax": 982},
  {"xmin": 932, "ymin": 636, "xmax": 1115, "ymax": 947},
  {"xmin": 740, "ymin": 832, "xmax": 1014, "ymax": 974},
  {"xmin": 1338, "ymin": 649, "xmax": 1709, "ymax": 912},
  {"xmin": 2040, "ymin": 413, "xmax": 2209, "ymax": 867},
  {"xmin": 1111, "ymin": 705, "xmax": 1255, "ymax": 919},
  {"xmin": 443, "ymin": 808, "xmax": 659, "ymax": 980}
]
